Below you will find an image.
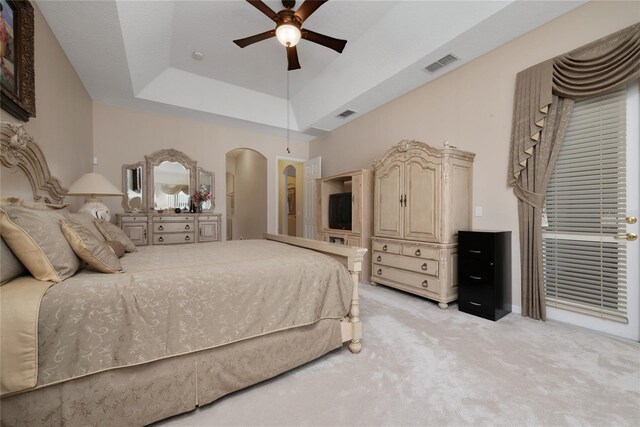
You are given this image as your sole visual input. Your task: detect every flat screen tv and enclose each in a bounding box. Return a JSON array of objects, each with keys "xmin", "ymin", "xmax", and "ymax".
[{"xmin": 329, "ymin": 192, "xmax": 352, "ymax": 230}]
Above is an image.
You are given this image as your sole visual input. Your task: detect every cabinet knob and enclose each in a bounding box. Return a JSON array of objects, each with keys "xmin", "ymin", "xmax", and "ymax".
[
  {"xmin": 382, "ymin": 245, "xmax": 387, "ymax": 252},
  {"xmin": 377, "ymin": 255, "xmax": 381, "ymax": 262},
  {"xmin": 421, "ymin": 280, "xmax": 428, "ymax": 288},
  {"xmin": 377, "ymin": 268, "xmax": 382, "ymax": 275},
  {"xmin": 421, "ymin": 263, "xmax": 428, "ymax": 271},
  {"xmin": 185, "ymin": 224, "xmax": 190, "ymax": 230},
  {"xmin": 415, "ymin": 249, "xmax": 421, "ymax": 256},
  {"xmin": 158, "ymin": 236, "xmax": 164, "ymax": 242},
  {"xmin": 185, "ymin": 235, "xmax": 191, "ymax": 241},
  {"xmin": 158, "ymin": 225, "xmax": 164, "ymax": 231}
]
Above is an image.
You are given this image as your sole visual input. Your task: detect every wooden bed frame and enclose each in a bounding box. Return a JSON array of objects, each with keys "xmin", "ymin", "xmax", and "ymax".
[{"xmin": 0, "ymin": 122, "xmax": 365, "ymax": 424}]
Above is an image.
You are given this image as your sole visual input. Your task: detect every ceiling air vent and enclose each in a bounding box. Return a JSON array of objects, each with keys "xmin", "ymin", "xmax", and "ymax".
[
  {"xmin": 424, "ymin": 53, "xmax": 459, "ymax": 73},
  {"xmin": 337, "ymin": 109, "xmax": 356, "ymax": 119}
]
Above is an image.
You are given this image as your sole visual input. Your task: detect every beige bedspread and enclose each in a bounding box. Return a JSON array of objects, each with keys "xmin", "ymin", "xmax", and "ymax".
[{"xmin": 1, "ymin": 240, "xmax": 353, "ymax": 396}]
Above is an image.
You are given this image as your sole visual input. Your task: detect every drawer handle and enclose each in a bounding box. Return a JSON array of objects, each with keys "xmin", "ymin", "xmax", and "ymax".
[
  {"xmin": 377, "ymin": 268, "xmax": 382, "ymax": 275},
  {"xmin": 469, "ymin": 250, "xmax": 481, "ymax": 254},
  {"xmin": 185, "ymin": 224, "xmax": 190, "ymax": 230},
  {"xmin": 421, "ymin": 280, "xmax": 428, "ymax": 288},
  {"xmin": 158, "ymin": 225, "xmax": 164, "ymax": 231},
  {"xmin": 421, "ymin": 263, "xmax": 428, "ymax": 271},
  {"xmin": 415, "ymin": 249, "xmax": 421, "ymax": 256},
  {"xmin": 185, "ymin": 235, "xmax": 191, "ymax": 241},
  {"xmin": 158, "ymin": 236, "xmax": 164, "ymax": 242},
  {"xmin": 469, "ymin": 301, "xmax": 482, "ymax": 306},
  {"xmin": 382, "ymin": 245, "xmax": 387, "ymax": 252},
  {"xmin": 376, "ymin": 255, "xmax": 381, "ymax": 262},
  {"xmin": 469, "ymin": 275, "xmax": 482, "ymax": 280}
]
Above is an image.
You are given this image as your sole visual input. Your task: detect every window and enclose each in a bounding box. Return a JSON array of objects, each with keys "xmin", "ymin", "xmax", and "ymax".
[{"xmin": 543, "ymin": 88, "xmax": 628, "ymax": 323}]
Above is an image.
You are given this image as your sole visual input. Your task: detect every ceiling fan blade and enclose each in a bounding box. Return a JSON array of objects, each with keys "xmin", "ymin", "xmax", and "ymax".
[
  {"xmin": 246, "ymin": 0, "xmax": 279, "ymax": 22},
  {"xmin": 287, "ymin": 45, "xmax": 301, "ymax": 70},
  {"xmin": 294, "ymin": 0, "xmax": 328, "ymax": 23},
  {"xmin": 301, "ymin": 29, "xmax": 347, "ymax": 53},
  {"xmin": 233, "ymin": 30, "xmax": 276, "ymax": 48}
]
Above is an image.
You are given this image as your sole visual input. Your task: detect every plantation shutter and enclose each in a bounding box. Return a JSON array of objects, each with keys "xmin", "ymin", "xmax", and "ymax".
[{"xmin": 543, "ymin": 88, "xmax": 627, "ymax": 323}]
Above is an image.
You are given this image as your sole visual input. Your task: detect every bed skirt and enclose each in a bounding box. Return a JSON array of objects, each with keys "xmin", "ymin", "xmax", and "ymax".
[{"xmin": 0, "ymin": 319, "xmax": 343, "ymax": 426}]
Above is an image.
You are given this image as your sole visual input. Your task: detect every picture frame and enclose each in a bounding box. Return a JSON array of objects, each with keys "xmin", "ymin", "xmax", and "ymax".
[{"xmin": 0, "ymin": 0, "xmax": 35, "ymax": 122}]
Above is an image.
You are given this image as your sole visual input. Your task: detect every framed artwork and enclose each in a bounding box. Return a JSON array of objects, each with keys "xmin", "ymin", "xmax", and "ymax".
[
  {"xmin": 0, "ymin": 0, "xmax": 35, "ymax": 121},
  {"xmin": 287, "ymin": 187, "xmax": 295, "ymax": 215}
]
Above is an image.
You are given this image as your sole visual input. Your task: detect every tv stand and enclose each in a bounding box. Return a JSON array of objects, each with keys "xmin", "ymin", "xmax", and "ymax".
[{"xmin": 316, "ymin": 170, "xmax": 373, "ymax": 282}]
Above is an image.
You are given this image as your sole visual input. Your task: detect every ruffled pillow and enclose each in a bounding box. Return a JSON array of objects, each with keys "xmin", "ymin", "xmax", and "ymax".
[
  {"xmin": 59, "ymin": 219, "xmax": 122, "ymax": 274},
  {"xmin": 95, "ymin": 220, "xmax": 137, "ymax": 252}
]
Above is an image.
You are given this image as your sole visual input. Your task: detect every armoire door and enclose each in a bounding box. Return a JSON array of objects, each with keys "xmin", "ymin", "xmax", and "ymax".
[
  {"xmin": 351, "ymin": 173, "xmax": 362, "ymax": 235},
  {"xmin": 404, "ymin": 157, "xmax": 441, "ymax": 242},
  {"xmin": 374, "ymin": 160, "xmax": 403, "ymax": 239}
]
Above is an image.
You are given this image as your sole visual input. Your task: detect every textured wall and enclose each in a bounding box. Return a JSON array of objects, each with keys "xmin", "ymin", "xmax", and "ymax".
[{"xmin": 309, "ymin": 1, "xmax": 640, "ymax": 306}]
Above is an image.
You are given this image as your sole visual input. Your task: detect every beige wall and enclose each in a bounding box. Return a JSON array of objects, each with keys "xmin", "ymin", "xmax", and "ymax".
[
  {"xmin": 309, "ymin": 1, "xmax": 640, "ymax": 307},
  {"xmin": 1, "ymin": 3, "xmax": 92, "ymax": 209},
  {"xmin": 92, "ymin": 103, "xmax": 308, "ymax": 238}
]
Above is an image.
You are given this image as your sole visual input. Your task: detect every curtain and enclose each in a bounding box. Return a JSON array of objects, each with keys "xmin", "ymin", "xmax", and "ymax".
[
  {"xmin": 509, "ymin": 23, "xmax": 640, "ymax": 320},
  {"xmin": 159, "ymin": 184, "xmax": 188, "ymax": 195}
]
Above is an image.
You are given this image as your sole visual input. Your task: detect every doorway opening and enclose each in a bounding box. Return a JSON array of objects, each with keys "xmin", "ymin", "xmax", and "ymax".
[
  {"xmin": 279, "ymin": 160, "xmax": 303, "ymax": 236},
  {"xmin": 225, "ymin": 148, "xmax": 267, "ymax": 240}
]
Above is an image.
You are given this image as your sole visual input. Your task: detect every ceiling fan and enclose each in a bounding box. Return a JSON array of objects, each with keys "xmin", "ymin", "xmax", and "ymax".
[{"xmin": 233, "ymin": 0, "xmax": 347, "ymax": 71}]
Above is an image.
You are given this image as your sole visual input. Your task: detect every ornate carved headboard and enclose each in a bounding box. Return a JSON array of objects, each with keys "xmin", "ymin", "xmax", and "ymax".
[{"xmin": 0, "ymin": 122, "xmax": 67, "ymax": 204}]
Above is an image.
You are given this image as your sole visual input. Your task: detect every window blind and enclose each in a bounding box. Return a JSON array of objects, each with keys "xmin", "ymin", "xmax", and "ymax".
[{"xmin": 543, "ymin": 88, "xmax": 627, "ymax": 323}]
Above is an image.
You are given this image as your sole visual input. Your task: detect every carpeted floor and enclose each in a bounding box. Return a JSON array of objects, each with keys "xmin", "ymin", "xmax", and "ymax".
[{"xmin": 158, "ymin": 284, "xmax": 640, "ymax": 426}]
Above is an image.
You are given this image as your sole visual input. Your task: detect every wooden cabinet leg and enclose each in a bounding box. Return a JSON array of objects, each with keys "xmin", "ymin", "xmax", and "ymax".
[{"xmin": 438, "ymin": 302, "xmax": 448, "ymax": 310}]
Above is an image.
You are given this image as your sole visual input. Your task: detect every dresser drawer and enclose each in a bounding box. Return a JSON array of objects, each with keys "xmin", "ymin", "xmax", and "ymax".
[
  {"xmin": 372, "ymin": 240, "xmax": 401, "ymax": 254},
  {"xmin": 372, "ymin": 264, "xmax": 440, "ymax": 293},
  {"xmin": 402, "ymin": 242, "xmax": 440, "ymax": 260},
  {"xmin": 154, "ymin": 233, "xmax": 195, "ymax": 245},
  {"xmin": 198, "ymin": 215, "xmax": 219, "ymax": 222},
  {"xmin": 459, "ymin": 257, "xmax": 494, "ymax": 283},
  {"xmin": 373, "ymin": 251, "xmax": 438, "ymax": 276},
  {"xmin": 153, "ymin": 222, "xmax": 194, "ymax": 233},
  {"xmin": 120, "ymin": 215, "xmax": 147, "ymax": 223},
  {"xmin": 154, "ymin": 215, "xmax": 195, "ymax": 222}
]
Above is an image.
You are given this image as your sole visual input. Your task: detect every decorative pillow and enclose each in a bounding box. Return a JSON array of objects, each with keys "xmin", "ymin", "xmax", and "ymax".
[
  {"xmin": 0, "ymin": 206, "xmax": 80, "ymax": 282},
  {"xmin": 1, "ymin": 238, "xmax": 27, "ymax": 284},
  {"xmin": 67, "ymin": 212, "xmax": 106, "ymax": 242},
  {"xmin": 94, "ymin": 220, "xmax": 137, "ymax": 252},
  {"xmin": 105, "ymin": 240, "xmax": 125, "ymax": 258},
  {"xmin": 60, "ymin": 219, "xmax": 122, "ymax": 274}
]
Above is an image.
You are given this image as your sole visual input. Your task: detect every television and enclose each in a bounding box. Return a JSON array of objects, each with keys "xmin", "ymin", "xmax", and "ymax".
[{"xmin": 329, "ymin": 192, "xmax": 352, "ymax": 230}]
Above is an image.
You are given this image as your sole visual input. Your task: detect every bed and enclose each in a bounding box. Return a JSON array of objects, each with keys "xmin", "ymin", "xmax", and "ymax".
[{"xmin": 0, "ymin": 122, "xmax": 365, "ymax": 426}]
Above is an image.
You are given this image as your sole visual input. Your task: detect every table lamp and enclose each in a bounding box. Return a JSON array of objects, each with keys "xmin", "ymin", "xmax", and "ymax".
[{"xmin": 67, "ymin": 173, "xmax": 122, "ymax": 221}]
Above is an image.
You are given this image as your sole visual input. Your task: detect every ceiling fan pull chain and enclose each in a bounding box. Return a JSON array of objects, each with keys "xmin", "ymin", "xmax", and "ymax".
[{"xmin": 286, "ymin": 68, "xmax": 291, "ymax": 154}]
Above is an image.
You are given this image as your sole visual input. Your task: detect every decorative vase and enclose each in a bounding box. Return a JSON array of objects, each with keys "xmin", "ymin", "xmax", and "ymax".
[{"xmin": 197, "ymin": 202, "xmax": 203, "ymax": 213}]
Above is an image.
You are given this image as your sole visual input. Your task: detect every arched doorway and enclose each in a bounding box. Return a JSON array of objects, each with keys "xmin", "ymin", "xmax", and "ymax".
[
  {"xmin": 225, "ymin": 148, "xmax": 267, "ymax": 240},
  {"xmin": 280, "ymin": 163, "xmax": 303, "ymax": 236}
]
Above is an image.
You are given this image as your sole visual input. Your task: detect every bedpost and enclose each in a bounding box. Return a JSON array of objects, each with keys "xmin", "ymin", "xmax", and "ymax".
[{"xmin": 348, "ymin": 272, "xmax": 362, "ymax": 354}]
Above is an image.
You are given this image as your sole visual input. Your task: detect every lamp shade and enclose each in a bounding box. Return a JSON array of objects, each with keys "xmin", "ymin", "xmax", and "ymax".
[{"xmin": 67, "ymin": 173, "xmax": 122, "ymax": 197}]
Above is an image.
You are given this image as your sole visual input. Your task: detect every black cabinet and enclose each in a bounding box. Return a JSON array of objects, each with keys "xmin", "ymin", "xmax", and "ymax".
[{"xmin": 458, "ymin": 231, "xmax": 511, "ymax": 321}]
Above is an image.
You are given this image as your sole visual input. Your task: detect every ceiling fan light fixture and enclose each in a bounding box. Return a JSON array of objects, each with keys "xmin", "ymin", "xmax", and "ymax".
[{"xmin": 276, "ymin": 24, "xmax": 301, "ymax": 47}]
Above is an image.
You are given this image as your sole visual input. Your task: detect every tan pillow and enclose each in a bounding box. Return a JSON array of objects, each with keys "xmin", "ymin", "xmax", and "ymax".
[
  {"xmin": 67, "ymin": 212, "xmax": 106, "ymax": 242},
  {"xmin": 1, "ymin": 238, "xmax": 27, "ymax": 284},
  {"xmin": 105, "ymin": 240, "xmax": 125, "ymax": 258},
  {"xmin": 60, "ymin": 219, "xmax": 122, "ymax": 274},
  {"xmin": 95, "ymin": 220, "xmax": 136, "ymax": 252},
  {"xmin": 0, "ymin": 206, "xmax": 80, "ymax": 282}
]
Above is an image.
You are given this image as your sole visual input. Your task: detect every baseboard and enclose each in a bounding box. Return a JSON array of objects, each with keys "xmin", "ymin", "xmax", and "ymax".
[{"xmin": 507, "ymin": 304, "xmax": 521, "ymax": 314}]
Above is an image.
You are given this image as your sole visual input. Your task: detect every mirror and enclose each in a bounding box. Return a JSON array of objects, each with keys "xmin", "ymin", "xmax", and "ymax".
[
  {"xmin": 153, "ymin": 161, "xmax": 191, "ymax": 210},
  {"xmin": 197, "ymin": 167, "xmax": 215, "ymax": 211},
  {"xmin": 145, "ymin": 149, "xmax": 197, "ymax": 212},
  {"xmin": 122, "ymin": 162, "xmax": 145, "ymax": 212}
]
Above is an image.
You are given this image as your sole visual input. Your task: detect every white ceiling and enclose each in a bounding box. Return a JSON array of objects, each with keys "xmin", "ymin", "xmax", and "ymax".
[{"xmin": 37, "ymin": 0, "xmax": 585, "ymax": 140}]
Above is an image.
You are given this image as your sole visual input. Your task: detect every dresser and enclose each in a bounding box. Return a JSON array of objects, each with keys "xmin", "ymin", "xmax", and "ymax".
[
  {"xmin": 370, "ymin": 140, "xmax": 475, "ymax": 308},
  {"xmin": 117, "ymin": 213, "xmax": 221, "ymax": 246},
  {"xmin": 458, "ymin": 231, "xmax": 511, "ymax": 321}
]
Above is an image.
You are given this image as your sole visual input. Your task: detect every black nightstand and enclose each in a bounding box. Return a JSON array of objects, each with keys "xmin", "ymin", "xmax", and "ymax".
[{"xmin": 458, "ymin": 231, "xmax": 511, "ymax": 321}]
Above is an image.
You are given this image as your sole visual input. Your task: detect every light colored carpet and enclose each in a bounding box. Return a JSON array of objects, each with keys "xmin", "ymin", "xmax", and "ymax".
[{"xmin": 158, "ymin": 284, "xmax": 640, "ymax": 426}]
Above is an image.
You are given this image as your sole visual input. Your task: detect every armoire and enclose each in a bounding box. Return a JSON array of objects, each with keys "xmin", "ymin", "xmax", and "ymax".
[{"xmin": 370, "ymin": 140, "xmax": 475, "ymax": 308}]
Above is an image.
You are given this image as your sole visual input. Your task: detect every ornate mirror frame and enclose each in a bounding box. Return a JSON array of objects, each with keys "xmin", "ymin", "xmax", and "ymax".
[
  {"xmin": 121, "ymin": 161, "xmax": 145, "ymax": 213},
  {"xmin": 145, "ymin": 149, "xmax": 197, "ymax": 212},
  {"xmin": 196, "ymin": 167, "xmax": 215, "ymax": 212}
]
